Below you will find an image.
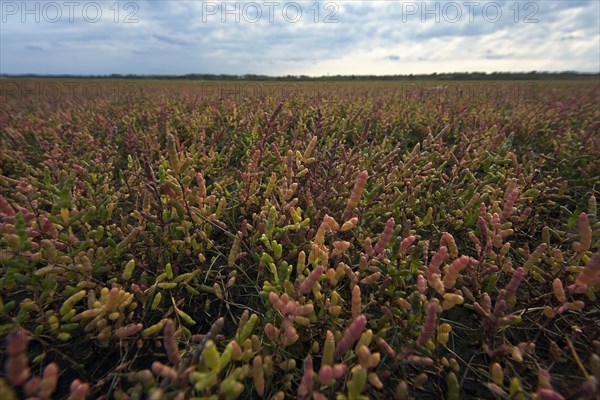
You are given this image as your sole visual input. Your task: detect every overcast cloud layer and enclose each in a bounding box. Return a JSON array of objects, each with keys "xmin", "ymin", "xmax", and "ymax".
[{"xmin": 1, "ymin": 0, "xmax": 598, "ymax": 75}]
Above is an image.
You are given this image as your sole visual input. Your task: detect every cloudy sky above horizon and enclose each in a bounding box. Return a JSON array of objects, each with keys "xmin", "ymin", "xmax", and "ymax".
[{"xmin": 1, "ymin": 0, "xmax": 599, "ymax": 75}]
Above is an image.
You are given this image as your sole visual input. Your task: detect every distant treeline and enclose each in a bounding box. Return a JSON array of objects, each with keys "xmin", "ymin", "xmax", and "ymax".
[{"xmin": 1, "ymin": 71, "xmax": 599, "ymax": 81}]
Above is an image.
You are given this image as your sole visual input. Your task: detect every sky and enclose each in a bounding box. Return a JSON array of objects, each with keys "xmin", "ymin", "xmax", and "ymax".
[{"xmin": 1, "ymin": 0, "xmax": 599, "ymax": 76}]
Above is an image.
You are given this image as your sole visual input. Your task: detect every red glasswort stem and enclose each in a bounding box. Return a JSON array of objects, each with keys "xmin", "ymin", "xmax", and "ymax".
[{"xmin": 335, "ymin": 315, "xmax": 367, "ymax": 359}]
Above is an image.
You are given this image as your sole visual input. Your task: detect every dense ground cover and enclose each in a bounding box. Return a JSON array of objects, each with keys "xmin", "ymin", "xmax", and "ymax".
[{"xmin": 0, "ymin": 78, "xmax": 599, "ymax": 399}]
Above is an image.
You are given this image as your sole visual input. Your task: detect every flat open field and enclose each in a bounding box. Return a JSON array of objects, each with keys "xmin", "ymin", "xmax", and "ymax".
[{"xmin": 1, "ymin": 78, "xmax": 599, "ymax": 399}]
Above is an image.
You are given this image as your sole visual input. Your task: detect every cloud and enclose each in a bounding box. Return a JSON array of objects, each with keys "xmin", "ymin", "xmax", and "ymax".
[
  {"xmin": 484, "ymin": 50, "xmax": 512, "ymax": 60},
  {"xmin": 152, "ymin": 34, "xmax": 193, "ymax": 47},
  {"xmin": 1, "ymin": 0, "xmax": 598, "ymax": 75},
  {"xmin": 25, "ymin": 45, "xmax": 44, "ymax": 52}
]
